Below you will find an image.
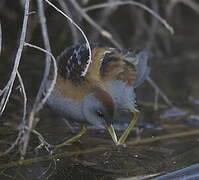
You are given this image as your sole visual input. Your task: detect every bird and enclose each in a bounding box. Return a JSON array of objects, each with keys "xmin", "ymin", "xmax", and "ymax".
[{"xmin": 45, "ymin": 43, "xmax": 149, "ymax": 148}]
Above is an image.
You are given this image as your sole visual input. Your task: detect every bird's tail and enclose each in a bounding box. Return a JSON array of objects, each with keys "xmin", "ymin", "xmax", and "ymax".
[{"xmin": 124, "ymin": 51, "xmax": 150, "ymax": 88}]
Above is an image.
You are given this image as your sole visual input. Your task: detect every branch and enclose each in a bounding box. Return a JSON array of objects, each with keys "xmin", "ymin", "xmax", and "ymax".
[
  {"xmin": 147, "ymin": 77, "xmax": 174, "ymax": 108},
  {"xmin": 84, "ymin": 0, "xmax": 174, "ymax": 34},
  {"xmin": 21, "ymin": 42, "xmax": 57, "ymax": 157},
  {"xmin": 0, "ymin": 71, "xmax": 27, "ymax": 157},
  {"xmin": 0, "ymin": 0, "xmax": 30, "ymax": 115},
  {"xmin": 1, "ymin": 128, "xmax": 199, "ymax": 170},
  {"xmin": 57, "ymin": 0, "xmax": 79, "ymax": 43},
  {"xmin": 69, "ymin": 0, "xmax": 122, "ymax": 49}
]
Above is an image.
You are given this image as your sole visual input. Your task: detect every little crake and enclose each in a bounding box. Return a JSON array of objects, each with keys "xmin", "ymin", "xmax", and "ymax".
[{"xmin": 45, "ymin": 43, "xmax": 149, "ymax": 147}]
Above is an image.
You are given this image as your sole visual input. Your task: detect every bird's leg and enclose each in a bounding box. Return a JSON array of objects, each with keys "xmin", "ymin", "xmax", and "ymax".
[
  {"xmin": 32, "ymin": 125, "xmax": 87, "ymax": 152},
  {"xmin": 106, "ymin": 124, "xmax": 118, "ymax": 144},
  {"xmin": 53, "ymin": 124, "xmax": 87, "ymax": 149},
  {"xmin": 117, "ymin": 110, "xmax": 138, "ymax": 145}
]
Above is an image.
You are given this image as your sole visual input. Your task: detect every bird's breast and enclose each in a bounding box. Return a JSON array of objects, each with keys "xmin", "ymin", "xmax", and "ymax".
[{"xmin": 45, "ymin": 79, "xmax": 87, "ymax": 123}]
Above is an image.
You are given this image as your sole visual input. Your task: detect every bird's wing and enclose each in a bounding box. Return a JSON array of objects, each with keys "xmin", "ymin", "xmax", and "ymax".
[
  {"xmin": 57, "ymin": 43, "xmax": 92, "ymax": 83},
  {"xmin": 57, "ymin": 43, "xmax": 108, "ymax": 85},
  {"xmin": 100, "ymin": 49, "xmax": 149, "ymax": 88},
  {"xmin": 54, "ymin": 44, "xmax": 109, "ymax": 101},
  {"xmin": 129, "ymin": 51, "xmax": 150, "ymax": 88},
  {"xmin": 57, "ymin": 43, "xmax": 149, "ymax": 87},
  {"xmin": 99, "ymin": 49, "xmax": 137, "ymax": 85}
]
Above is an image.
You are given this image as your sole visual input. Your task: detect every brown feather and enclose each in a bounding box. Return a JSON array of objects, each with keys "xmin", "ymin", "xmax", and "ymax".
[
  {"xmin": 92, "ymin": 87, "xmax": 114, "ymax": 117},
  {"xmin": 86, "ymin": 47, "xmax": 107, "ymax": 83},
  {"xmin": 100, "ymin": 51, "xmax": 137, "ymax": 85},
  {"xmin": 55, "ymin": 75, "xmax": 90, "ymax": 101}
]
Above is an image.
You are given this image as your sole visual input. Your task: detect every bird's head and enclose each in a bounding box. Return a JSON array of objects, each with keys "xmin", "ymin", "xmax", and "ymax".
[{"xmin": 82, "ymin": 87, "xmax": 118, "ymax": 144}]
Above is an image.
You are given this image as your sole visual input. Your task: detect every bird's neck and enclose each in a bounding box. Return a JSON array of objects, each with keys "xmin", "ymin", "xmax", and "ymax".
[{"xmin": 105, "ymin": 80, "xmax": 136, "ymax": 111}]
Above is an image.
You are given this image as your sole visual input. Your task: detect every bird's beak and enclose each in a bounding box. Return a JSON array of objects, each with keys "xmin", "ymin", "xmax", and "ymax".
[
  {"xmin": 117, "ymin": 110, "xmax": 138, "ymax": 145},
  {"xmin": 106, "ymin": 124, "xmax": 118, "ymax": 144}
]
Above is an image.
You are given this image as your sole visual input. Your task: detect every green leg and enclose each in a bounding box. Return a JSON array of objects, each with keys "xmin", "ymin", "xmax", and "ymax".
[
  {"xmin": 117, "ymin": 111, "xmax": 137, "ymax": 145},
  {"xmin": 54, "ymin": 125, "xmax": 87, "ymax": 149},
  {"xmin": 32, "ymin": 125, "xmax": 87, "ymax": 152},
  {"xmin": 106, "ymin": 124, "xmax": 118, "ymax": 145}
]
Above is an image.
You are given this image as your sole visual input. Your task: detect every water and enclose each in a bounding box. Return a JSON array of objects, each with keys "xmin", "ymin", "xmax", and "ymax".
[{"xmin": 1, "ymin": 106, "xmax": 199, "ymax": 179}]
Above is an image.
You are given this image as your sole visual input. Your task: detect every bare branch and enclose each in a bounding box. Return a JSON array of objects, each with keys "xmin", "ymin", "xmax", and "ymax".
[
  {"xmin": 0, "ymin": 0, "xmax": 30, "ymax": 115},
  {"xmin": 147, "ymin": 77, "xmax": 174, "ymax": 108},
  {"xmin": 57, "ymin": 0, "xmax": 79, "ymax": 43},
  {"xmin": 84, "ymin": 0, "xmax": 174, "ymax": 34},
  {"xmin": 34, "ymin": 0, "xmax": 52, "ymax": 111},
  {"xmin": 24, "ymin": 42, "xmax": 57, "ymax": 113},
  {"xmin": 20, "ymin": 0, "xmax": 53, "ymax": 156},
  {"xmin": 181, "ymin": 0, "xmax": 199, "ymax": 15},
  {"xmin": 69, "ymin": 0, "xmax": 122, "ymax": 49},
  {"xmin": 21, "ymin": 42, "xmax": 57, "ymax": 157},
  {"xmin": 0, "ymin": 71, "xmax": 27, "ymax": 157},
  {"xmin": 16, "ymin": 71, "xmax": 27, "ymax": 131},
  {"xmin": 90, "ymin": 0, "xmax": 118, "ymax": 40},
  {"xmin": 167, "ymin": 0, "xmax": 199, "ymax": 19}
]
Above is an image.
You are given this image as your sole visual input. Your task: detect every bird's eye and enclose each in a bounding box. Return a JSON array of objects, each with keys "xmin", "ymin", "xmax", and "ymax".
[{"xmin": 96, "ymin": 110, "xmax": 104, "ymax": 118}]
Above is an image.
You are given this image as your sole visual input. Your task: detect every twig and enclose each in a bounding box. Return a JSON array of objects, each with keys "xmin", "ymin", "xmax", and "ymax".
[
  {"xmin": 21, "ymin": 42, "xmax": 58, "ymax": 157},
  {"xmin": 0, "ymin": 0, "xmax": 30, "ymax": 115},
  {"xmin": 17, "ymin": 74, "xmax": 27, "ymax": 127},
  {"xmin": 17, "ymin": 70, "xmax": 28, "ymax": 148},
  {"xmin": 147, "ymin": 77, "xmax": 174, "ymax": 108},
  {"xmin": 90, "ymin": 0, "xmax": 118, "ymax": 41},
  {"xmin": 34, "ymin": 0, "xmax": 52, "ymax": 108},
  {"xmin": 0, "ymin": 147, "xmax": 107, "ymax": 170},
  {"xmin": 21, "ymin": 0, "xmax": 53, "ymax": 156},
  {"xmin": 84, "ymin": 0, "xmax": 174, "ymax": 35},
  {"xmin": 167, "ymin": 0, "xmax": 199, "ymax": 19},
  {"xmin": 57, "ymin": 0, "xmax": 79, "ymax": 43},
  {"xmin": 20, "ymin": 0, "xmax": 52, "ymax": 156},
  {"xmin": 180, "ymin": 0, "xmax": 199, "ymax": 15},
  {"xmin": 69, "ymin": 0, "xmax": 122, "ymax": 49},
  {"xmin": 1, "ymin": 129, "xmax": 199, "ymax": 170},
  {"xmin": 145, "ymin": 1, "xmax": 159, "ymax": 52},
  {"xmin": 0, "ymin": 71, "xmax": 27, "ymax": 157},
  {"xmin": 138, "ymin": 100, "xmax": 168, "ymax": 109},
  {"xmin": 44, "ymin": 0, "xmax": 91, "ymax": 77}
]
